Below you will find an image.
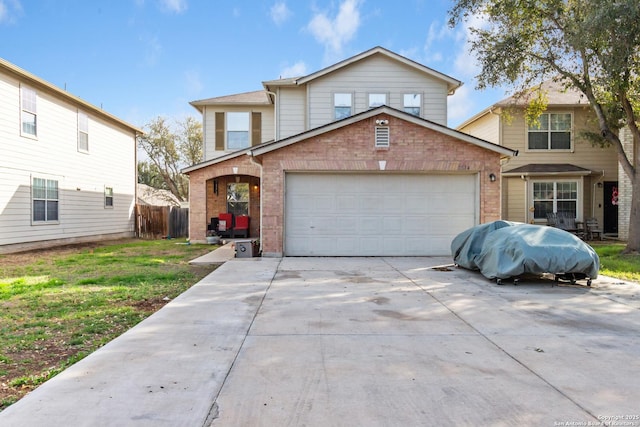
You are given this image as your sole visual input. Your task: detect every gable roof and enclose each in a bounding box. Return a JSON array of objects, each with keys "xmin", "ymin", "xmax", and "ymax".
[
  {"xmin": 189, "ymin": 90, "xmax": 272, "ymax": 113},
  {"xmin": 183, "ymin": 106, "xmax": 516, "ymax": 174},
  {"xmin": 252, "ymin": 105, "xmax": 515, "ymax": 157},
  {"xmin": 457, "ymin": 79, "xmax": 589, "ymax": 130},
  {"xmin": 0, "ymin": 57, "xmax": 142, "ymax": 135},
  {"xmin": 263, "ymin": 46, "xmax": 462, "ymax": 95}
]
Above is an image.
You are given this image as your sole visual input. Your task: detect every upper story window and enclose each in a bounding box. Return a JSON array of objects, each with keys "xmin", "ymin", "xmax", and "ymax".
[
  {"xmin": 32, "ymin": 177, "xmax": 59, "ymax": 222},
  {"xmin": 21, "ymin": 85, "xmax": 37, "ymax": 137},
  {"xmin": 334, "ymin": 93, "xmax": 352, "ymax": 120},
  {"xmin": 528, "ymin": 113, "xmax": 572, "ymax": 150},
  {"xmin": 368, "ymin": 93, "xmax": 386, "ymax": 108},
  {"xmin": 227, "ymin": 112, "xmax": 250, "ymax": 149},
  {"xmin": 78, "ymin": 111, "xmax": 89, "ymax": 152},
  {"xmin": 403, "ymin": 93, "xmax": 421, "ymax": 116}
]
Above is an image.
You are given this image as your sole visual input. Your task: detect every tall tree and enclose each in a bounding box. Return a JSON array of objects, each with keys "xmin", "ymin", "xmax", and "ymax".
[
  {"xmin": 138, "ymin": 116, "xmax": 203, "ymax": 202},
  {"xmin": 449, "ymin": 0, "xmax": 640, "ymax": 253}
]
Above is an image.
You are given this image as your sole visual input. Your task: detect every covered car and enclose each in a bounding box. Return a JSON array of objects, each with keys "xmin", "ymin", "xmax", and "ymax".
[{"xmin": 451, "ymin": 221, "xmax": 600, "ymax": 283}]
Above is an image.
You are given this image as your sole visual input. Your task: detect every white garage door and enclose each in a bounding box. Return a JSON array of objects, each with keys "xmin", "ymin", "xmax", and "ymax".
[{"xmin": 285, "ymin": 173, "xmax": 478, "ymax": 256}]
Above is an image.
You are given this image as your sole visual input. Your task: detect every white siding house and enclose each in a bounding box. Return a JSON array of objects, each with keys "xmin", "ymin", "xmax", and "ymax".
[{"xmin": 0, "ymin": 58, "xmax": 142, "ymax": 254}]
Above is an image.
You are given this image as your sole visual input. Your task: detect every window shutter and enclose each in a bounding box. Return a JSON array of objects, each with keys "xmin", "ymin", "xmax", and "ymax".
[
  {"xmin": 215, "ymin": 112, "xmax": 225, "ymax": 151},
  {"xmin": 251, "ymin": 112, "xmax": 261, "ymax": 146}
]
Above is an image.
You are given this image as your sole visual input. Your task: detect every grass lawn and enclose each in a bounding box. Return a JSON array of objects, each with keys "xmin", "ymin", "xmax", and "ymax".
[
  {"xmin": 0, "ymin": 238, "xmax": 218, "ymax": 411},
  {"xmin": 591, "ymin": 242, "xmax": 640, "ymax": 283}
]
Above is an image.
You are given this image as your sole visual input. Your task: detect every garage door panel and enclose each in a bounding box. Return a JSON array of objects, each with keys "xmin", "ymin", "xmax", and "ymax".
[
  {"xmin": 285, "ymin": 173, "xmax": 477, "ymax": 256},
  {"xmin": 336, "ymin": 195, "xmax": 358, "ymax": 210}
]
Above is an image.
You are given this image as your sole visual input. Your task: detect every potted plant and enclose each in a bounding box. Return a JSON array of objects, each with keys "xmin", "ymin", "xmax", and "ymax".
[{"xmin": 206, "ymin": 231, "xmax": 220, "ymax": 245}]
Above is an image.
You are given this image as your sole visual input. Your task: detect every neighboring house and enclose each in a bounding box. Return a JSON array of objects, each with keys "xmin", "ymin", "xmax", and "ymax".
[
  {"xmin": 184, "ymin": 46, "xmax": 516, "ymax": 257},
  {"xmin": 0, "ymin": 58, "xmax": 142, "ymax": 254},
  {"xmin": 137, "ymin": 183, "xmax": 182, "ymax": 207},
  {"xmin": 457, "ymin": 80, "xmax": 623, "ymax": 237}
]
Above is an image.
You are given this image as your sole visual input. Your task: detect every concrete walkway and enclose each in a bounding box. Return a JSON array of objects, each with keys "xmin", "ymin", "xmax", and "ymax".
[{"xmin": 1, "ymin": 256, "xmax": 639, "ymax": 426}]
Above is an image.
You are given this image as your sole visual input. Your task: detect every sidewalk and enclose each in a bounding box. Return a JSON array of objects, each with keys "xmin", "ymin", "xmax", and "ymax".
[{"xmin": 189, "ymin": 241, "xmax": 237, "ymax": 265}]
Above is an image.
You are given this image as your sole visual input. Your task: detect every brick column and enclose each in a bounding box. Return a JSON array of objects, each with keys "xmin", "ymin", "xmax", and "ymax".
[{"xmin": 618, "ymin": 127, "xmax": 633, "ymax": 240}]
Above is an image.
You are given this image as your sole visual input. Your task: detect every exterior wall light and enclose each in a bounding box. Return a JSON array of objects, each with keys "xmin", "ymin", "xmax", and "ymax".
[{"xmin": 489, "ymin": 173, "xmax": 497, "ymax": 182}]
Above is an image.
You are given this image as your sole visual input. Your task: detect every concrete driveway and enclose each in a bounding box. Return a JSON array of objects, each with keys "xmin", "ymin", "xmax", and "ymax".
[{"xmin": 1, "ymin": 257, "xmax": 639, "ymax": 426}]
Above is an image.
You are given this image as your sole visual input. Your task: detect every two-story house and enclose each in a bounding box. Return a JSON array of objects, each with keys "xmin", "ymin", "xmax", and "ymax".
[
  {"xmin": 0, "ymin": 58, "xmax": 142, "ymax": 254},
  {"xmin": 183, "ymin": 46, "xmax": 517, "ymax": 257},
  {"xmin": 457, "ymin": 80, "xmax": 623, "ymax": 238}
]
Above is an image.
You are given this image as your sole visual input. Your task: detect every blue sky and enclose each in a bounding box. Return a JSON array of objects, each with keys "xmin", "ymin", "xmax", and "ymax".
[{"xmin": 0, "ymin": 0, "xmax": 507, "ymax": 129}]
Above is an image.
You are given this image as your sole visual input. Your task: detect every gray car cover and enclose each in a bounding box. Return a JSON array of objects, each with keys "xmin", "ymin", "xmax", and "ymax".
[{"xmin": 451, "ymin": 221, "xmax": 600, "ymax": 280}]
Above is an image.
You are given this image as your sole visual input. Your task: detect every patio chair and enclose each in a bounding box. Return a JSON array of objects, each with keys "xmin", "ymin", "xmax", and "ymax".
[
  {"xmin": 546, "ymin": 213, "xmax": 558, "ymax": 227},
  {"xmin": 233, "ymin": 215, "xmax": 250, "ymax": 238},
  {"xmin": 557, "ymin": 212, "xmax": 585, "ymax": 239},
  {"xmin": 207, "ymin": 217, "xmax": 219, "ymax": 234},
  {"xmin": 585, "ymin": 218, "xmax": 603, "ymax": 241},
  {"xmin": 218, "ymin": 213, "xmax": 234, "ymax": 238}
]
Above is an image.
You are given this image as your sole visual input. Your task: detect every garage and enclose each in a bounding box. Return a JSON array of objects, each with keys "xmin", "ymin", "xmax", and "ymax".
[{"xmin": 285, "ymin": 173, "xmax": 478, "ymax": 256}]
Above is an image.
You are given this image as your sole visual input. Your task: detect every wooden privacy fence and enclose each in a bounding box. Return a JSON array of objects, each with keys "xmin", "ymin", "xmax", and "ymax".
[{"xmin": 136, "ymin": 205, "xmax": 189, "ymax": 238}]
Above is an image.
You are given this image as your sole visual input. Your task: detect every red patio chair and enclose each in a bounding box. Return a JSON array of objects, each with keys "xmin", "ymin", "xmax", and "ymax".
[
  {"xmin": 218, "ymin": 213, "xmax": 234, "ymax": 238},
  {"xmin": 233, "ymin": 215, "xmax": 250, "ymax": 238}
]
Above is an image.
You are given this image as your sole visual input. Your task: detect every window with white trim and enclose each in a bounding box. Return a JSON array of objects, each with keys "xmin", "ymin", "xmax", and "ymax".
[
  {"xmin": 528, "ymin": 113, "xmax": 572, "ymax": 150},
  {"xmin": 226, "ymin": 112, "xmax": 250, "ymax": 149},
  {"xmin": 532, "ymin": 180, "xmax": 578, "ymax": 220},
  {"xmin": 32, "ymin": 177, "xmax": 58, "ymax": 222},
  {"xmin": 334, "ymin": 93, "xmax": 352, "ymax": 120},
  {"xmin": 368, "ymin": 93, "xmax": 386, "ymax": 108},
  {"xmin": 21, "ymin": 85, "xmax": 37, "ymax": 137},
  {"xmin": 78, "ymin": 111, "xmax": 89, "ymax": 152},
  {"xmin": 403, "ymin": 93, "xmax": 421, "ymax": 116},
  {"xmin": 105, "ymin": 187, "xmax": 114, "ymax": 208}
]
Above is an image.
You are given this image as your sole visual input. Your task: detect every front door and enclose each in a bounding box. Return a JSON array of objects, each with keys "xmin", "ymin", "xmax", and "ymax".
[{"xmin": 603, "ymin": 181, "xmax": 618, "ymax": 234}]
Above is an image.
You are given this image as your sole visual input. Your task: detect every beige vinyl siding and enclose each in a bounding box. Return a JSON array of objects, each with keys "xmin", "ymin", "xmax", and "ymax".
[
  {"xmin": 306, "ymin": 55, "xmax": 449, "ymax": 129},
  {"xmin": 503, "ymin": 177, "xmax": 528, "ymax": 223},
  {"xmin": 202, "ymin": 105, "xmax": 274, "ymax": 160},
  {"xmin": 1, "ymin": 70, "xmax": 136, "ymax": 248},
  {"xmin": 499, "ymin": 107, "xmax": 617, "ymax": 224},
  {"xmin": 502, "ymin": 108, "xmax": 617, "ymax": 178},
  {"xmin": 459, "ymin": 112, "xmax": 500, "ymax": 144},
  {"xmin": 278, "ymin": 86, "xmax": 305, "ymax": 139}
]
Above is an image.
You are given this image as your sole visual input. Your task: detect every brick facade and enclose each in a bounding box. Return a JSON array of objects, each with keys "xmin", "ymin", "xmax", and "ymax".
[
  {"xmin": 258, "ymin": 115, "xmax": 502, "ymax": 256},
  {"xmin": 187, "ymin": 157, "xmax": 261, "ymax": 242},
  {"xmin": 187, "ymin": 114, "xmax": 504, "ymax": 255}
]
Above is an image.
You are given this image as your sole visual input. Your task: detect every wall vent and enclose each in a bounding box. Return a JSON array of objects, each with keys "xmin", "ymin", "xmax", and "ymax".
[{"xmin": 375, "ymin": 126, "xmax": 390, "ymax": 147}]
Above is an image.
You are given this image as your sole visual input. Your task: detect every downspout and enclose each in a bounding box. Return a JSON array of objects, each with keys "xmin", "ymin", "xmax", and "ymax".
[{"xmin": 247, "ymin": 151, "xmax": 263, "ymax": 253}]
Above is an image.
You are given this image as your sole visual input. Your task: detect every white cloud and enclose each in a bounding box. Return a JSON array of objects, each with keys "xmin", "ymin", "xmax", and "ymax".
[
  {"xmin": 279, "ymin": 61, "xmax": 308, "ymax": 78},
  {"xmin": 307, "ymin": 0, "xmax": 362, "ymax": 62},
  {"xmin": 140, "ymin": 34, "xmax": 162, "ymax": 67},
  {"xmin": 159, "ymin": 0, "xmax": 187, "ymax": 14},
  {"xmin": 452, "ymin": 13, "xmax": 489, "ymax": 79},
  {"xmin": 447, "ymin": 85, "xmax": 474, "ymax": 126},
  {"xmin": 184, "ymin": 69, "xmax": 203, "ymax": 95},
  {"xmin": 270, "ymin": 1, "xmax": 291, "ymax": 26},
  {"xmin": 0, "ymin": 0, "xmax": 22, "ymax": 24},
  {"xmin": 422, "ymin": 20, "xmax": 462, "ymax": 65}
]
